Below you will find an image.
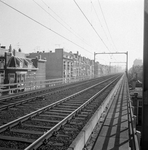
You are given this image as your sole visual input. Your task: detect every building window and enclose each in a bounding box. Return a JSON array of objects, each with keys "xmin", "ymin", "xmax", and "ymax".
[
  {"xmin": 0, "ymin": 59, "xmax": 5, "ymax": 69},
  {"xmin": 63, "ymin": 61, "xmax": 66, "ymax": 70},
  {"xmin": 8, "ymin": 73, "xmax": 15, "ymax": 83},
  {"xmin": 139, "ymin": 101, "xmax": 142, "ymax": 107},
  {"xmin": 0, "ymin": 70, "xmax": 5, "ymax": 84},
  {"xmin": 67, "ymin": 62, "xmax": 69, "ymax": 70}
]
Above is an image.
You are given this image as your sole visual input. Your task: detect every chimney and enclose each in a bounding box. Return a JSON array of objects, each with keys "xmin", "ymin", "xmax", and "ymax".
[
  {"xmin": 9, "ymin": 44, "xmax": 12, "ymax": 52},
  {"xmin": 1, "ymin": 46, "xmax": 6, "ymax": 49},
  {"xmin": 18, "ymin": 48, "xmax": 21, "ymax": 52},
  {"xmin": 13, "ymin": 49, "xmax": 16, "ymax": 56}
]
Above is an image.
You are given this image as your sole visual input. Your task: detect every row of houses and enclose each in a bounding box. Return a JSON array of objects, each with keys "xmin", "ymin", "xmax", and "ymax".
[
  {"xmin": 0, "ymin": 45, "xmax": 46, "ymax": 95},
  {"xmin": 28, "ymin": 49, "xmax": 95, "ymax": 80},
  {"xmin": 0, "ymin": 45, "xmax": 115, "ymax": 95},
  {"xmin": 28, "ymin": 48, "xmax": 119, "ymax": 80}
]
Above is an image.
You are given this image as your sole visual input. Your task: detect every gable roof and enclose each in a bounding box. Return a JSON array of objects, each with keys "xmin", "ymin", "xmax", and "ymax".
[{"xmin": 7, "ymin": 56, "xmax": 37, "ymax": 70}]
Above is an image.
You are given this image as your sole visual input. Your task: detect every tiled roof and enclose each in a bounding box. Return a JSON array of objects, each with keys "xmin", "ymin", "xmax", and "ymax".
[{"xmin": 7, "ymin": 56, "xmax": 37, "ymax": 70}]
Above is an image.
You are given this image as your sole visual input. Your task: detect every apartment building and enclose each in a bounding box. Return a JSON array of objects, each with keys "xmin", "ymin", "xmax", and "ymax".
[
  {"xmin": 0, "ymin": 45, "xmax": 46, "ymax": 95},
  {"xmin": 29, "ymin": 48, "xmax": 94, "ymax": 80}
]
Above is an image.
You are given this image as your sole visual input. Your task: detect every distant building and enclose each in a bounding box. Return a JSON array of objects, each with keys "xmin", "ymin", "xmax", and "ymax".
[
  {"xmin": 28, "ymin": 48, "xmax": 94, "ymax": 80},
  {"xmin": 0, "ymin": 45, "xmax": 46, "ymax": 95},
  {"xmin": 133, "ymin": 59, "xmax": 142, "ymax": 66},
  {"xmin": 29, "ymin": 49, "xmax": 66, "ymax": 79},
  {"xmin": 32, "ymin": 57, "xmax": 46, "ymax": 88},
  {"xmin": 73, "ymin": 52, "xmax": 94, "ymax": 79},
  {"xmin": 94, "ymin": 61, "xmax": 100, "ymax": 77}
]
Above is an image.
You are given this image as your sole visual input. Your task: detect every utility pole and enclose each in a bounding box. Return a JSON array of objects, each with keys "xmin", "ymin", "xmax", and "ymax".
[{"xmin": 142, "ymin": 0, "xmax": 148, "ymax": 149}]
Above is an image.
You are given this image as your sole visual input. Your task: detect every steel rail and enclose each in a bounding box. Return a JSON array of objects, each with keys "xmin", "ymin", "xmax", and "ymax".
[
  {"xmin": 0, "ymin": 75, "xmax": 99, "ymax": 100},
  {"xmin": 0, "ymin": 76, "xmax": 119, "ymax": 133},
  {"xmin": 0, "ymin": 74, "xmax": 117, "ymax": 101},
  {"xmin": 0, "ymin": 75, "xmax": 118, "ymax": 112},
  {"xmin": 25, "ymin": 76, "xmax": 120, "ymax": 150},
  {"xmin": 0, "ymin": 75, "xmax": 110, "ymax": 102},
  {"xmin": 0, "ymin": 77, "xmax": 98, "ymax": 108},
  {"xmin": 0, "ymin": 77, "xmax": 80, "ymax": 100}
]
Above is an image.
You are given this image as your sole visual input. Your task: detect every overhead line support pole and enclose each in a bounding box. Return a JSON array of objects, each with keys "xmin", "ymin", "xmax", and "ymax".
[{"xmin": 94, "ymin": 52, "xmax": 128, "ymax": 77}]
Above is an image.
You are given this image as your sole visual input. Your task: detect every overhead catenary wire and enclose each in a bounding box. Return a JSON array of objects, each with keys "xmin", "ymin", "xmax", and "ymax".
[
  {"xmin": 90, "ymin": 0, "xmax": 109, "ymax": 43},
  {"xmin": 41, "ymin": 0, "xmax": 72, "ymax": 30},
  {"xmin": 40, "ymin": 0, "xmax": 97, "ymax": 51},
  {"xmin": 34, "ymin": 0, "xmax": 96, "ymax": 51},
  {"xmin": 89, "ymin": 1, "xmax": 118, "ymax": 63},
  {"xmin": 90, "ymin": 0, "xmax": 114, "ymax": 60},
  {"xmin": 0, "ymin": 0, "xmax": 93, "ymax": 54},
  {"xmin": 90, "ymin": 0, "xmax": 117, "ymax": 61},
  {"xmin": 97, "ymin": 0, "xmax": 118, "ymax": 52},
  {"xmin": 32, "ymin": 0, "xmax": 73, "ymax": 33},
  {"xmin": 73, "ymin": 0, "xmax": 110, "ymax": 52}
]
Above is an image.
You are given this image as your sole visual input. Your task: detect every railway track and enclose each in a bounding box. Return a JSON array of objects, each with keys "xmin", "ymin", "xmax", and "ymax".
[
  {"xmin": 0, "ymin": 77, "xmax": 99, "ymax": 108},
  {"xmin": 0, "ymin": 75, "xmax": 114, "ymax": 104},
  {"xmin": 0, "ymin": 75, "xmax": 119, "ymax": 126},
  {"xmin": 0, "ymin": 74, "xmax": 122, "ymax": 150}
]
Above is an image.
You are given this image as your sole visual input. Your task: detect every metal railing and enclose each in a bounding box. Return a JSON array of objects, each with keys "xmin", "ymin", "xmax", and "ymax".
[
  {"xmin": 126, "ymin": 78, "xmax": 140, "ymax": 150},
  {"xmin": 0, "ymin": 75, "xmax": 92, "ymax": 96}
]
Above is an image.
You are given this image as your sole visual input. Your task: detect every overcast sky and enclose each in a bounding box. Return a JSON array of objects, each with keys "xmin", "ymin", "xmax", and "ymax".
[{"xmin": 0, "ymin": 0, "xmax": 144, "ymax": 69}]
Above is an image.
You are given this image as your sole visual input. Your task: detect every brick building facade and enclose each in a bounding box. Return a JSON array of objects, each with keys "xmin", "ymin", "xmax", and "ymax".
[
  {"xmin": 28, "ymin": 48, "xmax": 95, "ymax": 80},
  {"xmin": 0, "ymin": 46, "xmax": 46, "ymax": 95}
]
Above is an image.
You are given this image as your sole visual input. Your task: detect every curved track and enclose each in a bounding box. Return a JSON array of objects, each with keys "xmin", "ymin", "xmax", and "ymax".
[{"xmin": 0, "ymin": 74, "xmax": 122, "ymax": 150}]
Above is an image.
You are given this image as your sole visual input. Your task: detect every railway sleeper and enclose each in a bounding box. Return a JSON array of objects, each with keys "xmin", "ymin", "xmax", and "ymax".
[
  {"xmin": 51, "ymin": 142, "xmax": 64, "ymax": 147},
  {"xmin": 54, "ymin": 107, "xmax": 76, "ymax": 111},
  {"xmin": 0, "ymin": 147, "xmax": 21, "ymax": 150},
  {"xmin": 77, "ymin": 113, "xmax": 89, "ymax": 117},
  {"xmin": 65, "ymin": 101, "xmax": 84, "ymax": 105},
  {"xmin": 88, "ymin": 103, "xmax": 99, "ymax": 107},
  {"xmin": 22, "ymin": 123, "xmax": 52, "ymax": 130},
  {"xmin": 49, "ymin": 109, "xmax": 73, "ymax": 113},
  {"xmin": 44, "ymin": 111, "xmax": 68, "ymax": 116},
  {"xmin": 63, "ymin": 127, "xmax": 78, "ymax": 131},
  {"xmin": 0, "ymin": 102, "xmax": 8, "ymax": 105},
  {"xmin": 0, "ymin": 135, "xmax": 35, "ymax": 143},
  {"xmin": 74, "ymin": 116, "xmax": 86, "ymax": 120},
  {"xmin": 86, "ymin": 105, "xmax": 96, "ymax": 108},
  {"xmin": 63, "ymin": 103, "xmax": 82, "ymax": 106},
  {"xmin": 80, "ymin": 111, "xmax": 90, "ymax": 115},
  {"xmin": 56, "ymin": 133, "xmax": 69, "ymax": 137},
  {"xmin": 57, "ymin": 105, "xmax": 79, "ymax": 109},
  {"xmin": 10, "ymin": 128, "xmax": 44, "ymax": 135},
  {"xmin": 32, "ymin": 118, "xmax": 60, "ymax": 123},
  {"xmin": 70, "ymin": 121, "xmax": 83, "ymax": 125},
  {"xmin": 39, "ymin": 114, "xmax": 66, "ymax": 119},
  {"xmin": 82, "ymin": 109, "xmax": 93, "ymax": 113}
]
